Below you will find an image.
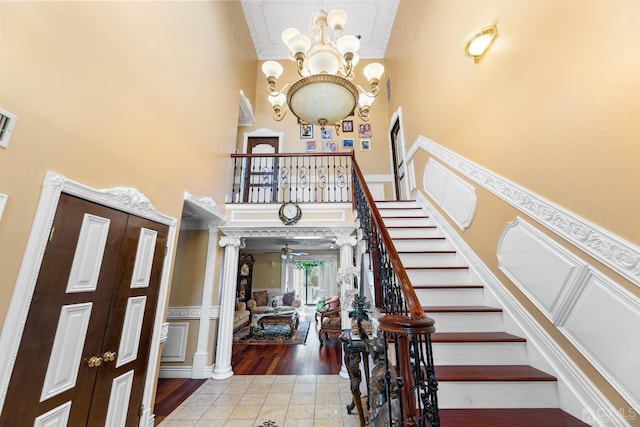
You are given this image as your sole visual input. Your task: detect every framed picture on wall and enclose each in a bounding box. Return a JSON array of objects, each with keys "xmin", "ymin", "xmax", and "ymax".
[
  {"xmin": 323, "ymin": 141, "xmax": 338, "ymax": 153},
  {"xmin": 300, "ymin": 124, "xmax": 313, "ymax": 139},
  {"xmin": 306, "ymin": 140, "xmax": 317, "ymax": 152},
  {"xmin": 358, "ymin": 123, "xmax": 372, "ymax": 138},
  {"xmin": 342, "ymin": 138, "xmax": 354, "ymax": 149},
  {"xmin": 360, "ymin": 139, "xmax": 371, "ymax": 151},
  {"xmin": 321, "ymin": 129, "xmax": 332, "ymax": 139},
  {"xmin": 342, "ymin": 120, "xmax": 353, "ymax": 132}
]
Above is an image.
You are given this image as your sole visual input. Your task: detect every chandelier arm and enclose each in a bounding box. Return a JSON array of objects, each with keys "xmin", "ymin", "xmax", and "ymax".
[
  {"xmin": 273, "ymin": 103, "xmax": 288, "ymax": 121},
  {"xmin": 356, "ymin": 106, "xmax": 370, "ymax": 121}
]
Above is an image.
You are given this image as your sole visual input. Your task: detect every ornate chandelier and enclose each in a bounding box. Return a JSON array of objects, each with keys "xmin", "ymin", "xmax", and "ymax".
[{"xmin": 261, "ymin": 8, "xmax": 384, "ymax": 130}]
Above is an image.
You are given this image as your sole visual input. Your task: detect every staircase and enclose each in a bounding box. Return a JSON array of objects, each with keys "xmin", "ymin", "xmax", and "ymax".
[{"xmin": 375, "ymin": 200, "xmax": 588, "ymax": 427}]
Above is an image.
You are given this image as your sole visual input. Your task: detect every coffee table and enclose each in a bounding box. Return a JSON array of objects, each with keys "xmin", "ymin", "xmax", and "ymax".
[{"xmin": 255, "ymin": 310, "xmax": 299, "ymax": 337}]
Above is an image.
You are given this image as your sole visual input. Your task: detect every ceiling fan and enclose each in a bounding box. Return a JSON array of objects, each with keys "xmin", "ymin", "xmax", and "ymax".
[{"xmin": 280, "ymin": 244, "xmax": 308, "ymax": 260}]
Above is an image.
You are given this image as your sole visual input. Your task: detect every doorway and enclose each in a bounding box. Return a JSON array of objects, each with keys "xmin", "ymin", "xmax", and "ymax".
[{"xmin": 0, "ymin": 173, "xmax": 175, "ymax": 427}]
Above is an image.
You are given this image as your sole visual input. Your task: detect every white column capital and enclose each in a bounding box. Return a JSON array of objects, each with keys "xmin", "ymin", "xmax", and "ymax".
[
  {"xmin": 335, "ymin": 236, "xmax": 357, "ymax": 247},
  {"xmin": 219, "ymin": 236, "xmax": 244, "ymax": 248}
]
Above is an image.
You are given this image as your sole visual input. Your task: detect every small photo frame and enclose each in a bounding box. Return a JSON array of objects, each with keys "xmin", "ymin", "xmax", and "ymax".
[
  {"xmin": 300, "ymin": 124, "xmax": 313, "ymax": 139},
  {"xmin": 305, "ymin": 140, "xmax": 317, "ymax": 152},
  {"xmin": 358, "ymin": 123, "xmax": 372, "ymax": 138},
  {"xmin": 321, "ymin": 129, "xmax": 332, "ymax": 139},
  {"xmin": 360, "ymin": 139, "xmax": 371, "ymax": 151},
  {"xmin": 342, "ymin": 138, "xmax": 354, "ymax": 149},
  {"xmin": 323, "ymin": 141, "xmax": 338, "ymax": 153},
  {"xmin": 342, "ymin": 120, "xmax": 353, "ymax": 133}
]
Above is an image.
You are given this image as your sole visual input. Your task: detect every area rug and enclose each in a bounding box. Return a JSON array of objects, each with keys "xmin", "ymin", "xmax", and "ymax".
[{"xmin": 233, "ymin": 321, "xmax": 310, "ymax": 345}]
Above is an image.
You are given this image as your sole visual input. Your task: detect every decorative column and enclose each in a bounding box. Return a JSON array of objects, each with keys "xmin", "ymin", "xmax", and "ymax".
[
  {"xmin": 336, "ymin": 236, "xmax": 357, "ymax": 378},
  {"xmin": 192, "ymin": 224, "xmax": 219, "ymax": 378},
  {"xmin": 212, "ymin": 236, "xmax": 243, "ymax": 380}
]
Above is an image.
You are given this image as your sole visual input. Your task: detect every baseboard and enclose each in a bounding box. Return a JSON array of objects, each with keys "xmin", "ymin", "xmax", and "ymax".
[
  {"xmin": 158, "ymin": 364, "xmax": 214, "ymax": 379},
  {"xmin": 413, "ymin": 190, "xmax": 629, "ymax": 427}
]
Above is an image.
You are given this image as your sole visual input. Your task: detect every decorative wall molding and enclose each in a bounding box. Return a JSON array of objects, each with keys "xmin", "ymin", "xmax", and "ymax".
[
  {"xmin": 238, "ymin": 90, "xmax": 256, "ymax": 127},
  {"xmin": 181, "ymin": 192, "xmax": 226, "ymax": 231},
  {"xmin": 498, "ymin": 217, "xmax": 589, "ymax": 323},
  {"xmin": 415, "ymin": 136, "xmax": 640, "ymax": 287},
  {"xmin": 166, "ymin": 306, "xmax": 220, "ymax": 320},
  {"xmin": 423, "ymin": 158, "xmax": 477, "ymax": 230},
  {"xmin": 161, "ymin": 322, "xmax": 188, "ymax": 363},
  {"xmin": 414, "ymin": 191, "xmax": 629, "ymax": 427},
  {"xmin": 559, "ymin": 268, "xmax": 640, "ymax": 413}
]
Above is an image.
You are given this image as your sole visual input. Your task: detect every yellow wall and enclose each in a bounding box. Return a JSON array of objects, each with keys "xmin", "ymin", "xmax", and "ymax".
[
  {"xmin": 170, "ymin": 230, "xmax": 208, "ymax": 306},
  {"xmin": 386, "ymin": 0, "xmax": 639, "ymax": 415},
  {"xmin": 249, "ymin": 252, "xmax": 283, "ymax": 291},
  {"xmin": 0, "ymin": 1, "xmax": 256, "ymax": 326}
]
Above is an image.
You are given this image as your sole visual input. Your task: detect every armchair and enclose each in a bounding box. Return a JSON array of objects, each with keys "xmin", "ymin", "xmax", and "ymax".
[{"xmin": 315, "ymin": 295, "xmax": 340, "ymax": 323}]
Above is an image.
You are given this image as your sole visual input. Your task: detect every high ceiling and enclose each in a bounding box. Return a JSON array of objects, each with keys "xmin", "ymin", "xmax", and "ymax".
[{"xmin": 240, "ymin": 0, "xmax": 400, "ymax": 60}]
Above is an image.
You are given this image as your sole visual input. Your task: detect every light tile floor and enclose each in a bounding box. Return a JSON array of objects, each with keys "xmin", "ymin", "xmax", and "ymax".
[{"xmin": 158, "ymin": 374, "xmax": 365, "ymax": 427}]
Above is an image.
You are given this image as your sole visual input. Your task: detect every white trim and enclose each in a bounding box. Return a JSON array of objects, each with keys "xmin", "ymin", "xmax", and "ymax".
[
  {"xmin": 388, "ymin": 106, "xmax": 413, "ymax": 199},
  {"xmin": 0, "ymin": 194, "xmax": 7, "ymax": 222},
  {"xmin": 414, "ymin": 136, "xmax": 640, "ymax": 288},
  {"xmin": 0, "ymin": 171, "xmax": 177, "ymax": 427},
  {"xmin": 414, "ymin": 191, "xmax": 629, "ymax": 426},
  {"xmin": 242, "ymin": 128, "xmax": 283, "ymax": 154},
  {"xmin": 238, "ymin": 90, "xmax": 256, "ymax": 127},
  {"xmin": 166, "ymin": 306, "xmax": 221, "ymax": 320},
  {"xmin": 158, "ymin": 365, "xmax": 213, "ymax": 379}
]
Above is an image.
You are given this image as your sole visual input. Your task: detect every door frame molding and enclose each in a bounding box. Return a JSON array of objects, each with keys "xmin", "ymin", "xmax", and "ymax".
[
  {"xmin": 241, "ymin": 128, "xmax": 284, "ymax": 153},
  {"xmin": 388, "ymin": 106, "xmax": 415, "ymax": 199},
  {"xmin": 0, "ymin": 171, "xmax": 177, "ymax": 427}
]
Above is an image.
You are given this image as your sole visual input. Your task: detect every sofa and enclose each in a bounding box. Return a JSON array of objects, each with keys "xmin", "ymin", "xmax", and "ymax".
[
  {"xmin": 246, "ymin": 290, "xmax": 301, "ymax": 320},
  {"xmin": 233, "ymin": 301, "xmax": 250, "ymax": 332}
]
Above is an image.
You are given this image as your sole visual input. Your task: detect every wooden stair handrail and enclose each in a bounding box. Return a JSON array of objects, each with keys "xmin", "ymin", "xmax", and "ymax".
[
  {"xmin": 350, "ymin": 154, "xmax": 425, "ymax": 320},
  {"xmin": 231, "ymin": 152, "xmax": 351, "ymax": 159}
]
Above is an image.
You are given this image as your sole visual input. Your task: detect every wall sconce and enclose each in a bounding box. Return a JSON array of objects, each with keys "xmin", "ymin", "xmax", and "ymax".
[{"xmin": 464, "ymin": 25, "xmax": 498, "ymax": 63}]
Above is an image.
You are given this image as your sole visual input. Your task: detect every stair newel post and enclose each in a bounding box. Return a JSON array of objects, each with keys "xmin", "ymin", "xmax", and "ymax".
[{"xmin": 396, "ymin": 333, "xmax": 417, "ymax": 426}]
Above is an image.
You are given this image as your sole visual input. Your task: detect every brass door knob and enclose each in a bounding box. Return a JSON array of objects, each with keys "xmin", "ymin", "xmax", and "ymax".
[
  {"xmin": 87, "ymin": 356, "xmax": 103, "ymax": 368},
  {"xmin": 102, "ymin": 351, "xmax": 117, "ymax": 363}
]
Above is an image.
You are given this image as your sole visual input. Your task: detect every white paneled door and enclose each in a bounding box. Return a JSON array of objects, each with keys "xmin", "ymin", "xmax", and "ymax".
[{"xmin": 0, "ymin": 194, "xmax": 168, "ymax": 426}]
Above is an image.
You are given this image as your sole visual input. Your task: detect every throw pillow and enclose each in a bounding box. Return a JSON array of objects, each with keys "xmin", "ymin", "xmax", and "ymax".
[
  {"xmin": 328, "ymin": 295, "xmax": 340, "ymax": 309},
  {"xmin": 253, "ymin": 290, "xmax": 268, "ymax": 307},
  {"xmin": 282, "ymin": 291, "xmax": 295, "ymax": 306}
]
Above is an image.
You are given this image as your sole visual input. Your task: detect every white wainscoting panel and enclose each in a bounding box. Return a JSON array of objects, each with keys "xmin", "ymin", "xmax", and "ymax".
[
  {"xmin": 423, "ymin": 159, "xmax": 476, "ymax": 230},
  {"xmin": 498, "ymin": 217, "xmax": 587, "ymax": 322},
  {"xmin": 559, "ymin": 269, "xmax": 640, "ymax": 411},
  {"xmin": 161, "ymin": 322, "xmax": 189, "ymax": 362},
  {"xmin": 65, "ymin": 214, "xmax": 110, "ymax": 294},
  {"xmin": 423, "ymin": 158, "xmax": 448, "ymax": 203}
]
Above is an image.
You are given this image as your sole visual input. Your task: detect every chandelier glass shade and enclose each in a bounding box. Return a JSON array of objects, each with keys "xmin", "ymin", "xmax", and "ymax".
[{"xmin": 261, "ymin": 8, "xmax": 384, "ymax": 130}]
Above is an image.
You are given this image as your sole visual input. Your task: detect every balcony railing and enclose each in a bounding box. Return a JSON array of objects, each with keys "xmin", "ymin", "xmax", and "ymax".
[{"xmin": 229, "ymin": 153, "xmax": 352, "ymax": 203}]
